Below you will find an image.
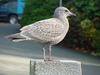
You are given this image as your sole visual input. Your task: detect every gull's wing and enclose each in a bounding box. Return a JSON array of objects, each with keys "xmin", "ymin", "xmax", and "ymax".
[{"xmin": 20, "ymin": 18, "xmax": 64, "ymax": 42}]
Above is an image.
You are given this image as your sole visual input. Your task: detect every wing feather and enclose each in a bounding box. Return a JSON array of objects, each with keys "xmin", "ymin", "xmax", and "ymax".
[{"xmin": 20, "ymin": 18, "xmax": 64, "ymax": 42}]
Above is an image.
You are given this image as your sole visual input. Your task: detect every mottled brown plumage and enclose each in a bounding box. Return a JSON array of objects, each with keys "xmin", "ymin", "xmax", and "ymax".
[{"xmin": 6, "ymin": 7, "xmax": 75, "ymax": 61}]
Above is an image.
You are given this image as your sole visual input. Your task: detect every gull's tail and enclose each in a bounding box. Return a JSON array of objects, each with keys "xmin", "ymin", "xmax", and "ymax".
[{"xmin": 5, "ymin": 33, "xmax": 26, "ymax": 42}]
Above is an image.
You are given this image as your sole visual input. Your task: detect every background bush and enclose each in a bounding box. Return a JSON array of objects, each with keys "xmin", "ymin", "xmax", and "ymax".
[{"xmin": 20, "ymin": 0, "xmax": 100, "ymax": 55}]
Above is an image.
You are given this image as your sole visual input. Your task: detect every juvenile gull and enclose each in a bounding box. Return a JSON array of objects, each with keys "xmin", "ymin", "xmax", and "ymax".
[{"xmin": 6, "ymin": 7, "xmax": 75, "ymax": 60}]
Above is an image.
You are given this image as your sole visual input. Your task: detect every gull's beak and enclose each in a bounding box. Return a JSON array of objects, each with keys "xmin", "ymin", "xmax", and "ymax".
[{"xmin": 68, "ymin": 12, "xmax": 76, "ymax": 16}]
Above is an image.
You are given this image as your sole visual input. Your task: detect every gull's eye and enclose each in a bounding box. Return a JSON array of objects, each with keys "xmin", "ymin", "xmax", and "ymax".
[{"xmin": 65, "ymin": 10, "xmax": 68, "ymax": 12}]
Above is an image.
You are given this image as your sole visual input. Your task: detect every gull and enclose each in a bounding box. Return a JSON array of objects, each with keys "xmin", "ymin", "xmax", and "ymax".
[{"xmin": 6, "ymin": 7, "xmax": 75, "ymax": 61}]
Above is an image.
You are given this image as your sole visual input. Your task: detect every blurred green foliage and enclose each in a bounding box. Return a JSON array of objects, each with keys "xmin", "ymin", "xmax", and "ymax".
[
  {"xmin": 20, "ymin": 0, "xmax": 59, "ymax": 26},
  {"xmin": 20, "ymin": 0, "xmax": 100, "ymax": 54}
]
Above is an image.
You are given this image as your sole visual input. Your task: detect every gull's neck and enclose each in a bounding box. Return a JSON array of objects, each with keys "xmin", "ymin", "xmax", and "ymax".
[
  {"xmin": 54, "ymin": 15, "xmax": 69, "ymax": 34},
  {"xmin": 54, "ymin": 14, "xmax": 69, "ymax": 26},
  {"xmin": 58, "ymin": 16, "xmax": 69, "ymax": 25}
]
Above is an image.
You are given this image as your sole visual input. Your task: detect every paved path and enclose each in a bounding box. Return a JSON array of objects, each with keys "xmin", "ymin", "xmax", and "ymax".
[
  {"xmin": 0, "ymin": 55, "xmax": 29, "ymax": 75},
  {"xmin": 0, "ymin": 23, "xmax": 100, "ymax": 75}
]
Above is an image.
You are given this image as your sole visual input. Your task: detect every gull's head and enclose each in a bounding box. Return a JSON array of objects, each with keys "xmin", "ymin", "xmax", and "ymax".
[{"xmin": 54, "ymin": 7, "xmax": 76, "ymax": 18}]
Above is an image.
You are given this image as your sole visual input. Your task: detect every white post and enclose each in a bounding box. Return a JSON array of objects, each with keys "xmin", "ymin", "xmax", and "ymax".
[{"xmin": 59, "ymin": 0, "xmax": 62, "ymax": 6}]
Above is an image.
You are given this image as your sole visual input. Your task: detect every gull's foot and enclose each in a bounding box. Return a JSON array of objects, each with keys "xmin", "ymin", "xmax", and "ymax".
[
  {"xmin": 44, "ymin": 57, "xmax": 53, "ymax": 62},
  {"xmin": 48, "ymin": 57, "xmax": 53, "ymax": 61}
]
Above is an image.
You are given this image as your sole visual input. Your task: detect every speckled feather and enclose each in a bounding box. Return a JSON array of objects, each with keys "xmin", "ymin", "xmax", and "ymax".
[
  {"xmin": 6, "ymin": 7, "xmax": 74, "ymax": 45},
  {"xmin": 20, "ymin": 18, "xmax": 65, "ymax": 44}
]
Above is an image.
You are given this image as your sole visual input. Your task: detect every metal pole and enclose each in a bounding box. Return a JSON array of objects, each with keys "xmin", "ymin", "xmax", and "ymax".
[{"xmin": 59, "ymin": 0, "xmax": 62, "ymax": 6}]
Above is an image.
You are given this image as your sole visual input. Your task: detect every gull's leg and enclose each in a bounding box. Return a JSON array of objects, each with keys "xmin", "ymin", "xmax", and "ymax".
[
  {"xmin": 43, "ymin": 47, "xmax": 46, "ymax": 61},
  {"xmin": 48, "ymin": 45, "xmax": 52, "ymax": 61}
]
